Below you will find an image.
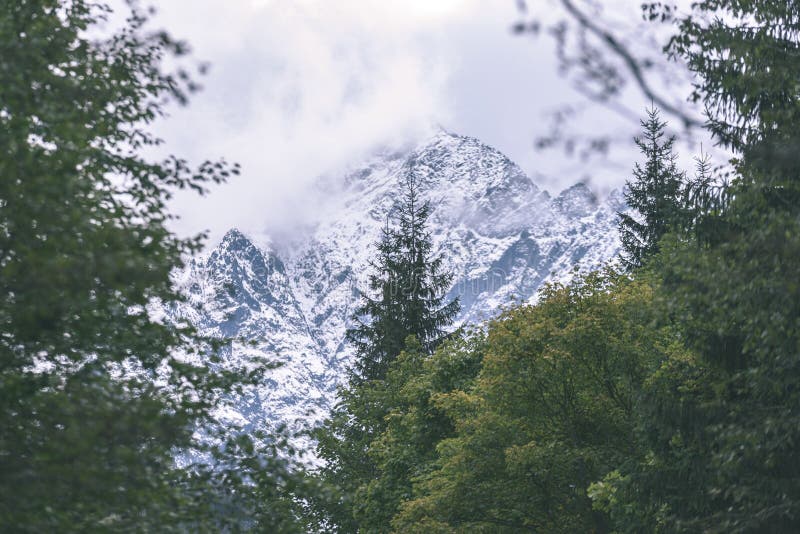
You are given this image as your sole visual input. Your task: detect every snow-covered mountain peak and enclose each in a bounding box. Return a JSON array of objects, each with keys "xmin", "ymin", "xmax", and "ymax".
[
  {"xmin": 328, "ymin": 131, "xmax": 551, "ymax": 240},
  {"xmin": 172, "ymin": 131, "xmax": 624, "ymax": 454},
  {"xmin": 211, "ymin": 228, "xmax": 277, "ymax": 268},
  {"xmin": 404, "ymin": 132, "xmax": 545, "ymax": 236},
  {"xmin": 553, "ymin": 182, "xmax": 599, "ymax": 218}
]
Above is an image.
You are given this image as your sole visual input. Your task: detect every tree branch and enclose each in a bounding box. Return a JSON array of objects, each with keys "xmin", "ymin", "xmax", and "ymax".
[{"xmin": 559, "ymin": 0, "xmax": 704, "ymax": 130}]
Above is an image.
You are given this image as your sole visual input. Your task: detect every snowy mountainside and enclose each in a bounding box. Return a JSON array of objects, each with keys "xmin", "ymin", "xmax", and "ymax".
[
  {"xmin": 173, "ymin": 230, "xmax": 328, "ymax": 436},
  {"xmin": 173, "ymin": 131, "xmax": 623, "ymax": 439}
]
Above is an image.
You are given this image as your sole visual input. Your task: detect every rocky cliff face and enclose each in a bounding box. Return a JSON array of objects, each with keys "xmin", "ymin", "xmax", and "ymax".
[{"xmin": 171, "ymin": 131, "xmax": 623, "ymax": 444}]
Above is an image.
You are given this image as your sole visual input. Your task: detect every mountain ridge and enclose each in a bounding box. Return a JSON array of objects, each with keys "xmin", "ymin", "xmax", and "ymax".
[{"xmin": 171, "ymin": 131, "xmax": 624, "ymax": 449}]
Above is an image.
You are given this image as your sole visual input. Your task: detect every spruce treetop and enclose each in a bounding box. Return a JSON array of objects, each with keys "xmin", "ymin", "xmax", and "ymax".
[{"xmin": 618, "ymin": 107, "xmax": 685, "ymax": 270}]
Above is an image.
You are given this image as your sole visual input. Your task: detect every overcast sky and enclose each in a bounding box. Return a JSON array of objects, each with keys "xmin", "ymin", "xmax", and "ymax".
[{"xmin": 140, "ymin": 0, "xmax": 703, "ymax": 243}]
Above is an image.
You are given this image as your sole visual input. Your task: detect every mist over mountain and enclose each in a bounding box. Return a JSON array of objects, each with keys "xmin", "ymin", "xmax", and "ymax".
[{"xmin": 171, "ymin": 131, "xmax": 623, "ymax": 447}]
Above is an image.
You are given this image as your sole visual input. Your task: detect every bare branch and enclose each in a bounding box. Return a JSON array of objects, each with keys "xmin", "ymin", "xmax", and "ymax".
[{"xmin": 558, "ymin": 0, "xmax": 703, "ymax": 130}]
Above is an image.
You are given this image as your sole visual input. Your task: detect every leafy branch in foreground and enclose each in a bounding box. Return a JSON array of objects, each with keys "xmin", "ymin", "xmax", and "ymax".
[{"xmin": 0, "ymin": 1, "xmax": 307, "ymax": 530}]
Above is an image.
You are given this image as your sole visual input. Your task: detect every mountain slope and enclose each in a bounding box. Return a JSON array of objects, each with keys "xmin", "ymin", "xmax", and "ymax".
[{"xmin": 173, "ymin": 131, "xmax": 623, "ymax": 441}]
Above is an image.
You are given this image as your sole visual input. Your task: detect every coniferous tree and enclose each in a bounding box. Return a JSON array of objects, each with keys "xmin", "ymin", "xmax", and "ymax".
[
  {"xmin": 394, "ymin": 174, "xmax": 460, "ymax": 353},
  {"xmin": 347, "ymin": 173, "xmax": 459, "ymax": 382},
  {"xmin": 680, "ymin": 149, "xmax": 731, "ymax": 245},
  {"xmin": 603, "ymin": 3, "xmax": 800, "ymax": 532},
  {"xmin": 346, "ymin": 219, "xmax": 406, "ymax": 383},
  {"xmin": 618, "ymin": 107, "xmax": 685, "ymax": 269},
  {"xmin": 660, "ymin": 3, "xmax": 800, "ymax": 530},
  {"xmin": 313, "ymin": 172, "xmax": 459, "ymax": 532}
]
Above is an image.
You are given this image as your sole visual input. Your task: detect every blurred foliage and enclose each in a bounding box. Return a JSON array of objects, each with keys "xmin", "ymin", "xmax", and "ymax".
[
  {"xmin": 514, "ymin": 0, "xmax": 704, "ymax": 163},
  {"xmin": 600, "ymin": 2, "xmax": 800, "ymax": 532},
  {"xmin": 0, "ymin": 1, "xmax": 311, "ymax": 530}
]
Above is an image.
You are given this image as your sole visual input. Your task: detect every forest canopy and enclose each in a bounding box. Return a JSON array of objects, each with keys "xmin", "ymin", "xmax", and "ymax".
[{"xmin": 307, "ymin": 2, "xmax": 800, "ymax": 532}]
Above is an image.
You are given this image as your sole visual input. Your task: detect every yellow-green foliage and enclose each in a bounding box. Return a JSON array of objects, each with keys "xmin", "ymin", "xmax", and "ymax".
[{"xmin": 391, "ymin": 270, "xmax": 677, "ymax": 532}]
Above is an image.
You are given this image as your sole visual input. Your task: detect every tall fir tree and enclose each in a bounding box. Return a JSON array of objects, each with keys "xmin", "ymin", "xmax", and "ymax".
[
  {"xmin": 395, "ymin": 173, "xmax": 460, "ymax": 352},
  {"xmin": 680, "ymin": 148, "xmax": 731, "ymax": 245},
  {"xmin": 345, "ymin": 219, "xmax": 406, "ymax": 383},
  {"xmin": 313, "ymin": 172, "xmax": 459, "ymax": 532},
  {"xmin": 347, "ymin": 173, "xmax": 459, "ymax": 382},
  {"xmin": 618, "ymin": 107, "xmax": 685, "ymax": 269}
]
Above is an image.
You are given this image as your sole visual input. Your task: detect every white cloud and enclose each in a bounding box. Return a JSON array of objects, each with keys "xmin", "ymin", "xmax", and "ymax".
[
  {"xmin": 139, "ymin": 1, "xmax": 707, "ymax": 244},
  {"xmin": 150, "ymin": 0, "xmax": 483, "ymax": 242}
]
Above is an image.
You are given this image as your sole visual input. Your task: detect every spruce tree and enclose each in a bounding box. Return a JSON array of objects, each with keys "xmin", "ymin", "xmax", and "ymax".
[
  {"xmin": 681, "ymin": 149, "xmax": 731, "ymax": 245},
  {"xmin": 395, "ymin": 174, "xmax": 460, "ymax": 352},
  {"xmin": 604, "ymin": 3, "xmax": 800, "ymax": 532},
  {"xmin": 313, "ymin": 172, "xmax": 459, "ymax": 531},
  {"xmin": 618, "ymin": 107, "xmax": 685, "ymax": 269},
  {"xmin": 347, "ymin": 173, "xmax": 459, "ymax": 382},
  {"xmin": 346, "ymin": 219, "xmax": 406, "ymax": 383}
]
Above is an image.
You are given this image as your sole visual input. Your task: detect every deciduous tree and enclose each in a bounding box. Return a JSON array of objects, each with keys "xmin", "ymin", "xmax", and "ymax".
[{"xmin": 0, "ymin": 2, "xmax": 306, "ymax": 530}]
